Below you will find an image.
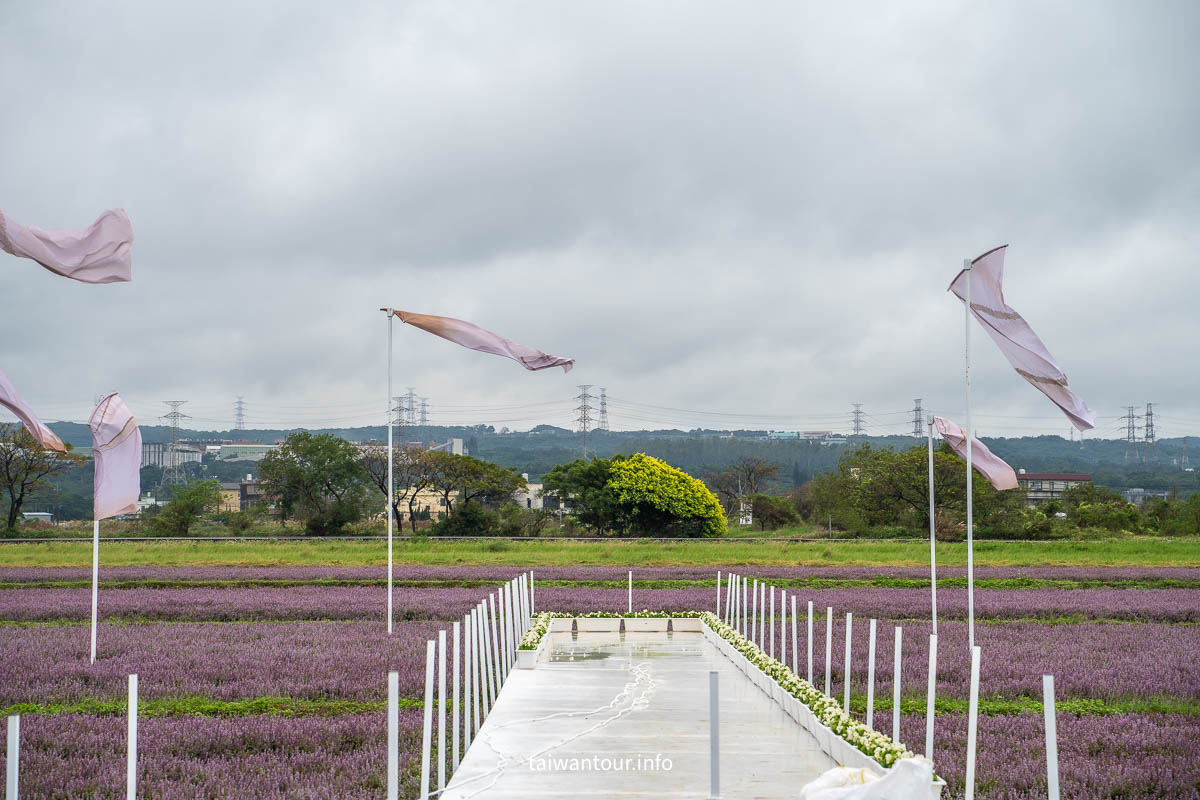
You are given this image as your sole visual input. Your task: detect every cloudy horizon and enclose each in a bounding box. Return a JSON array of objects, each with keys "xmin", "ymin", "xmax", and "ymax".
[{"xmin": 2, "ymin": 1, "xmax": 1198, "ymax": 439}]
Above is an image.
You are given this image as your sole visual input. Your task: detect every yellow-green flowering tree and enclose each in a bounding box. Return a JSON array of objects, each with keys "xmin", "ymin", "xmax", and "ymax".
[{"xmin": 607, "ymin": 453, "xmax": 726, "ymax": 538}]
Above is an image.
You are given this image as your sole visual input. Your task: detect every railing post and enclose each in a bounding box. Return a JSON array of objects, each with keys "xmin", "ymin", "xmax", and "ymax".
[
  {"xmin": 708, "ymin": 671, "xmax": 720, "ymax": 799},
  {"xmin": 925, "ymin": 633, "xmax": 938, "ymax": 760},
  {"xmin": 965, "ymin": 646, "xmax": 981, "ymax": 800},
  {"xmin": 842, "ymin": 613, "xmax": 853, "ymax": 713},
  {"xmin": 126, "ymin": 674, "xmax": 138, "ymax": 800},
  {"xmin": 1044, "ymin": 674, "xmax": 1060, "ymax": 800},
  {"xmin": 892, "ymin": 626, "xmax": 902, "ymax": 742},
  {"xmin": 6, "ymin": 714, "xmax": 18, "ymax": 800},
  {"xmin": 387, "ymin": 671, "xmax": 399, "ymax": 800},
  {"xmin": 420, "ymin": 641, "xmax": 435, "ymax": 800},
  {"xmin": 866, "ymin": 618, "xmax": 877, "ymax": 729}
]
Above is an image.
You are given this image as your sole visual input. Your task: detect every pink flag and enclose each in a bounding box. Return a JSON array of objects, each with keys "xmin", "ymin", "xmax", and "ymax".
[
  {"xmin": 89, "ymin": 393, "xmax": 142, "ymax": 520},
  {"xmin": 0, "ymin": 366, "xmax": 67, "ymax": 454},
  {"xmin": 949, "ymin": 246, "xmax": 1094, "ymax": 431},
  {"xmin": 0, "ymin": 208, "xmax": 133, "ymax": 283},
  {"xmin": 933, "ymin": 416, "xmax": 1019, "ymax": 491},
  {"xmin": 390, "ymin": 309, "xmax": 574, "ymax": 372}
]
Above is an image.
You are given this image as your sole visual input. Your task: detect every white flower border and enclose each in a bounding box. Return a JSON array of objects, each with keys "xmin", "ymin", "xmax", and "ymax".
[{"xmin": 516, "ymin": 610, "xmax": 927, "ymax": 777}]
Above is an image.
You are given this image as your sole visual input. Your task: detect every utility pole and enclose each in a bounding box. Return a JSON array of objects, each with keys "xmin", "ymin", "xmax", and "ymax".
[
  {"xmin": 598, "ymin": 388, "xmax": 610, "ymax": 432},
  {"xmin": 234, "ymin": 396, "xmax": 246, "ymax": 432},
  {"xmin": 911, "ymin": 399, "xmax": 923, "ymax": 438},
  {"xmin": 575, "ymin": 385, "xmax": 594, "ymax": 458},
  {"xmin": 852, "ymin": 404, "xmax": 864, "ymax": 436},
  {"xmin": 160, "ymin": 401, "xmax": 190, "ymax": 486},
  {"xmin": 1123, "ymin": 406, "xmax": 1141, "ymax": 463}
]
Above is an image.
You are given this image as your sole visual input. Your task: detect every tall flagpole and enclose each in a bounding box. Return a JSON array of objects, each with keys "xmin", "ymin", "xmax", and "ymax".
[
  {"xmin": 963, "ymin": 257, "xmax": 975, "ymax": 650},
  {"xmin": 927, "ymin": 415, "xmax": 937, "ymax": 637},
  {"xmin": 90, "ymin": 518, "xmax": 99, "ymax": 663},
  {"xmin": 383, "ymin": 308, "xmax": 394, "ymax": 635}
]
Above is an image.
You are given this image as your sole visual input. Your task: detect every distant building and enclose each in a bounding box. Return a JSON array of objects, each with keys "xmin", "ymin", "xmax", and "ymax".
[
  {"xmin": 141, "ymin": 442, "xmax": 202, "ymax": 469},
  {"xmin": 1122, "ymin": 488, "xmax": 1169, "ymax": 506},
  {"xmin": 218, "ymin": 483, "xmax": 241, "ymax": 512},
  {"xmin": 238, "ymin": 475, "xmax": 265, "ymax": 512},
  {"xmin": 1015, "ymin": 471, "xmax": 1091, "ymax": 505},
  {"xmin": 513, "ymin": 474, "xmax": 543, "ymax": 510},
  {"xmin": 21, "ymin": 511, "xmax": 54, "ymax": 524},
  {"xmin": 218, "ymin": 443, "xmax": 278, "ymax": 462}
]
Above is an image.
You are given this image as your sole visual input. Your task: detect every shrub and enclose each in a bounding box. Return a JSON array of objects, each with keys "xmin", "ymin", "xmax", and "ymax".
[
  {"xmin": 430, "ymin": 501, "xmax": 498, "ymax": 537},
  {"xmin": 607, "ymin": 453, "xmax": 726, "ymax": 538}
]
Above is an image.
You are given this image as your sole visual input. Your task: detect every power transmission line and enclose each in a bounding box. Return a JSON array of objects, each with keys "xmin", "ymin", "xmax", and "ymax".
[
  {"xmin": 597, "ymin": 388, "xmax": 609, "ymax": 431},
  {"xmin": 575, "ymin": 385, "xmax": 594, "ymax": 457},
  {"xmin": 160, "ymin": 401, "xmax": 190, "ymax": 486}
]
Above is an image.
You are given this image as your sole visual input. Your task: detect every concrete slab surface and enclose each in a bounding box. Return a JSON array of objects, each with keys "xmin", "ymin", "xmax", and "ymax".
[{"xmin": 443, "ymin": 630, "xmax": 836, "ymax": 799}]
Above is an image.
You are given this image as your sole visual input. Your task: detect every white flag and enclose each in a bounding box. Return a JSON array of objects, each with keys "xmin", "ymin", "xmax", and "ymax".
[
  {"xmin": 390, "ymin": 309, "xmax": 574, "ymax": 372},
  {"xmin": 0, "ymin": 366, "xmax": 67, "ymax": 453},
  {"xmin": 0, "ymin": 208, "xmax": 133, "ymax": 284},
  {"xmin": 949, "ymin": 246, "xmax": 1095, "ymax": 431},
  {"xmin": 933, "ymin": 416, "xmax": 1019, "ymax": 491},
  {"xmin": 89, "ymin": 393, "xmax": 142, "ymax": 520}
]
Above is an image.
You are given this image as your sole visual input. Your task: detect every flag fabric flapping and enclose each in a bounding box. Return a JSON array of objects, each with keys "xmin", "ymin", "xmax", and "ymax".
[
  {"xmin": 948, "ymin": 245, "xmax": 1095, "ymax": 431},
  {"xmin": 0, "ymin": 208, "xmax": 133, "ymax": 283},
  {"xmin": 0, "ymin": 366, "xmax": 67, "ymax": 453},
  {"xmin": 389, "ymin": 309, "xmax": 574, "ymax": 372},
  {"xmin": 89, "ymin": 393, "xmax": 142, "ymax": 520},
  {"xmin": 933, "ymin": 416, "xmax": 1019, "ymax": 491}
]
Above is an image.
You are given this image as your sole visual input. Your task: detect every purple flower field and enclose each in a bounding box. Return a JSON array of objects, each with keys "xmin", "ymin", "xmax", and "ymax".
[
  {"xmin": 2, "ymin": 584, "xmax": 1197, "ymax": 623},
  {"xmin": 0, "ymin": 710, "xmax": 425, "ymax": 800},
  {"xmin": 2, "ymin": 567, "xmax": 1197, "ymax": 798},
  {"xmin": 3, "ymin": 564, "xmax": 1198, "ymax": 583}
]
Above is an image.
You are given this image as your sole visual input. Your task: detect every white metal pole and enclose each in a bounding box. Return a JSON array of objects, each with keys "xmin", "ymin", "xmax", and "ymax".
[
  {"xmin": 6, "ymin": 714, "xmax": 18, "ymax": 800},
  {"xmin": 126, "ymin": 673, "xmax": 137, "ymax": 800},
  {"xmin": 791, "ymin": 596, "xmax": 799, "ymax": 675},
  {"xmin": 779, "ymin": 590, "xmax": 786, "ymax": 667},
  {"xmin": 480, "ymin": 604, "xmax": 495, "ymax": 712},
  {"xmin": 452, "ymin": 622, "xmax": 461, "ymax": 771},
  {"xmin": 715, "ymin": 571, "xmax": 721, "ymax": 619},
  {"xmin": 806, "ymin": 600, "xmax": 813, "ymax": 683},
  {"xmin": 462, "ymin": 615, "xmax": 472, "ymax": 749},
  {"xmin": 498, "ymin": 586, "xmax": 509, "ymax": 675},
  {"xmin": 506, "ymin": 582, "xmax": 517, "ymax": 670},
  {"xmin": 488, "ymin": 594, "xmax": 501, "ymax": 690},
  {"xmin": 386, "ymin": 310, "xmax": 394, "ymax": 635},
  {"xmin": 928, "ymin": 417, "xmax": 937, "ymax": 636},
  {"xmin": 1043, "ymin": 674, "xmax": 1060, "ymax": 800},
  {"xmin": 734, "ymin": 578, "xmax": 744, "ymax": 633},
  {"xmin": 866, "ymin": 619, "xmax": 877, "ymax": 729},
  {"xmin": 708, "ymin": 670, "xmax": 720, "ymax": 800},
  {"xmin": 964, "ymin": 257, "xmax": 975, "ymax": 650},
  {"xmin": 843, "ymin": 613, "xmax": 853, "ymax": 714},
  {"xmin": 724, "ymin": 574, "xmax": 732, "ymax": 625},
  {"xmin": 925, "ymin": 633, "xmax": 938, "ymax": 760},
  {"xmin": 759, "ymin": 583, "xmax": 766, "ymax": 645},
  {"xmin": 420, "ymin": 641, "xmax": 435, "ymax": 800},
  {"xmin": 91, "ymin": 518, "xmax": 99, "ymax": 664},
  {"xmin": 472, "ymin": 609, "xmax": 483, "ymax": 729},
  {"xmin": 387, "ymin": 670, "xmax": 399, "ymax": 800},
  {"xmin": 438, "ymin": 630, "xmax": 446, "ymax": 793},
  {"xmin": 893, "ymin": 626, "xmax": 903, "ymax": 742},
  {"xmin": 628, "ymin": 570, "xmax": 632, "ymax": 614},
  {"xmin": 751, "ymin": 580, "xmax": 758, "ymax": 645},
  {"xmin": 965, "ymin": 645, "xmax": 981, "ymax": 800},
  {"xmin": 824, "ymin": 607, "xmax": 833, "ymax": 695},
  {"xmin": 769, "ymin": 586, "xmax": 775, "ymax": 659},
  {"xmin": 530, "ymin": 570, "xmax": 535, "ymax": 615}
]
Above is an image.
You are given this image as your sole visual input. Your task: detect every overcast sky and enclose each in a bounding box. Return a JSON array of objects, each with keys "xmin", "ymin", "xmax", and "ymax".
[{"xmin": 2, "ymin": 1, "xmax": 1198, "ymax": 439}]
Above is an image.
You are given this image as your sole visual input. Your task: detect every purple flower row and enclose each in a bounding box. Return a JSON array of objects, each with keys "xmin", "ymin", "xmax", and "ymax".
[
  {"xmin": 2, "ymin": 585, "xmax": 1196, "ymax": 623},
  {"xmin": 899, "ymin": 712, "xmax": 1200, "ymax": 799},
  {"xmin": 2, "ymin": 618, "xmax": 1195, "ymax": 707},
  {"xmin": 0, "ymin": 711, "xmax": 425, "ymax": 799},
  {"xmin": 2, "ymin": 564, "xmax": 1197, "ymax": 582}
]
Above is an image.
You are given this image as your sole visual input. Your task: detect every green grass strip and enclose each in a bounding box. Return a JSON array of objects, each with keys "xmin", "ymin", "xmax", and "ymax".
[
  {"xmin": 4, "ymin": 576, "xmax": 1198, "ymax": 591},
  {"xmin": 847, "ymin": 694, "xmax": 1200, "ymax": 717},
  {"xmin": 0, "ymin": 695, "xmax": 421, "ymax": 719}
]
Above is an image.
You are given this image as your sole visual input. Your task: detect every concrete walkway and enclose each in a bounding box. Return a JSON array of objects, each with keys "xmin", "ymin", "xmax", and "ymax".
[{"xmin": 443, "ymin": 630, "xmax": 836, "ymax": 799}]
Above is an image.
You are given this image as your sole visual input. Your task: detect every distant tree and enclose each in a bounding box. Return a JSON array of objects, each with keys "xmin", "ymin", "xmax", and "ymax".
[
  {"xmin": 607, "ymin": 454, "xmax": 726, "ymax": 538},
  {"xmin": 541, "ymin": 457, "xmax": 624, "ymax": 532},
  {"xmin": 1061, "ymin": 483, "xmax": 1124, "ymax": 510},
  {"xmin": 361, "ymin": 444, "xmax": 432, "ymax": 529},
  {"xmin": 151, "ymin": 479, "xmax": 222, "ymax": 536},
  {"xmin": 430, "ymin": 500, "xmax": 498, "ymax": 536},
  {"xmin": 706, "ymin": 456, "xmax": 780, "ymax": 510},
  {"xmin": 0, "ymin": 424, "xmax": 84, "ymax": 532},
  {"xmin": 746, "ymin": 493, "xmax": 800, "ymax": 531},
  {"xmin": 258, "ymin": 432, "xmax": 371, "ymax": 535},
  {"xmin": 423, "ymin": 451, "xmax": 526, "ymax": 515}
]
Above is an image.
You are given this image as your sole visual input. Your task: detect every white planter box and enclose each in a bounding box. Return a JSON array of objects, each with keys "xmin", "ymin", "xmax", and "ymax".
[
  {"xmin": 576, "ymin": 617, "xmax": 621, "ymax": 632},
  {"xmin": 670, "ymin": 618, "xmax": 704, "ymax": 632},
  {"xmin": 517, "ymin": 633, "xmax": 549, "ymax": 669},
  {"xmin": 623, "ymin": 617, "xmax": 668, "ymax": 632},
  {"xmin": 548, "ymin": 618, "xmax": 574, "ymax": 633}
]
